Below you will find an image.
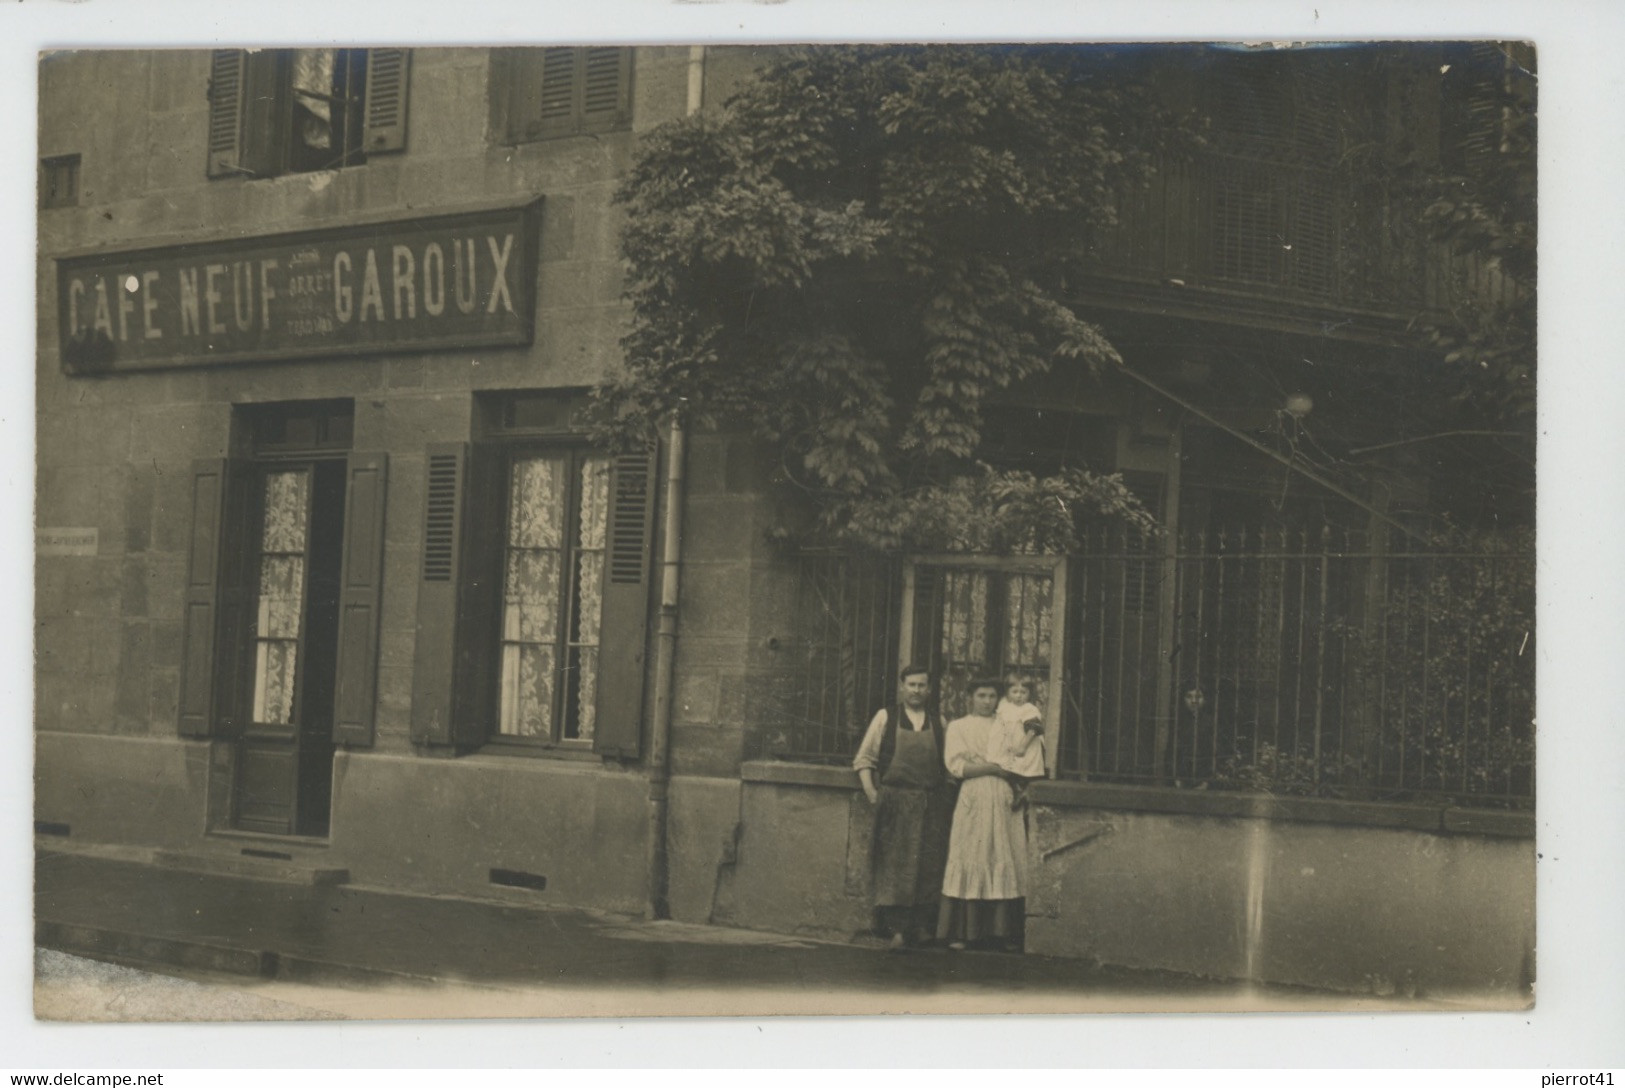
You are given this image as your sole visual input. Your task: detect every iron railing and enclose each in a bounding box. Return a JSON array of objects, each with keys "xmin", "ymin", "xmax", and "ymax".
[
  {"xmin": 1061, "ymin": 527, "xmax": 1534, "ymax": 808},
  {"xmin": 765, "ymin": 531, "xmax": 1534, "ymax": 809},
  {"xmin": 756, "ymin": 551, "xmax": 904, "ymax": 763}
]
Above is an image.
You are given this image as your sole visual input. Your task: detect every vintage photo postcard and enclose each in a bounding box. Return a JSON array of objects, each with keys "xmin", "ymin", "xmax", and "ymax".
[{"xmin": 34, "ymin": 39, "xmax": 1537, "ymax": 1022}]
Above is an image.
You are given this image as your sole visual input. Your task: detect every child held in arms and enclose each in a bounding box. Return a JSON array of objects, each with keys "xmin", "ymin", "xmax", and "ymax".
[{"xmin": 990, "ymin": 674, "xmax": 1047, "ymax": 807}]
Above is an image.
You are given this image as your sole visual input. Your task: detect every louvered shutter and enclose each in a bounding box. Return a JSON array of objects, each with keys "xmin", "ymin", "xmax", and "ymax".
[
  {"xmin": 1289, "ymin": 63, "xmax": 1341, "ymax": 163},
  {"xmin": 363, "ymin": 48, "xmax": 411, "ymax": 154},
  {"xmin": 206, "ymin": 50, "xmax": 246, "ymax": 178},
  {"xmin": 410, "ymin": 444, "xmax": 467, "ymax": 746},
  {"xmin": 536, "ymin": 48, "xmax": 580, "ymax": 138},
  {"xmin": 178, "ymin": 459, "xmax": 253, "ymax": 736},
  {"xmin": 1285, "ymin": 63, "xmax": 1340, "ymax": 296},
  {"xmin": 332, "ymin": 453, "xmax": 387, "ymax": 746},
  {"xmin": 579, "ymin": 48, "xmax": 632, "ymax": 134},
  {"xmin": 1290, "ymin": 171, "xmax": 1338, "ymax": 295},
  {"xmin": 1460, "ymin": 43, "xmax": 1508, "ymax": 176},
  {"xmin": 214, "ymin": 464, "xmax": 258, "ymax": 737},
  {"xmin": 592, "ymin": 446, "xmax": 657, "ymax": 758},
  {"xmin": 453, "ymin": 442, "xmax": 505, "ymax": 736}
]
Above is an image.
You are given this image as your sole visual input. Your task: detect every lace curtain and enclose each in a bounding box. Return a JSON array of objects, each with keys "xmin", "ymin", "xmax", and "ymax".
[
  {"xmin": 498, "ymin": 455, "xmax": 610, "ymax": 740},
  {"xmin": 253, "ymin": 470, "xmax": 308, "ymax": 726}
]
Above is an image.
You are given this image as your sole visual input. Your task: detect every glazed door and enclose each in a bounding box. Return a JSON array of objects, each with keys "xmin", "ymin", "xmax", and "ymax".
[{"xmin": 234, "ymin": 460, "xmax": 347, "ymax": 836}]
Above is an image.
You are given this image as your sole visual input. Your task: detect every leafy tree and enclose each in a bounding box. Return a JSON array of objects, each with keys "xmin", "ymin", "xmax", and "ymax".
[{"xmin": 594, "ymin": 45, "xmax": 1175, "ymax": 551}]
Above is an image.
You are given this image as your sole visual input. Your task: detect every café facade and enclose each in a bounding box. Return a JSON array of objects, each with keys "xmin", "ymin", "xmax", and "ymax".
[{"xmin": 36, "ymin": 45, "xmax": 1534, "ymax": 997}]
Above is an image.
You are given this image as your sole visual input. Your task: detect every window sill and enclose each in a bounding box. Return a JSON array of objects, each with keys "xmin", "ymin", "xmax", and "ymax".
[
  {"xmin": 494, "ymin": 128, "xmax": 632, "ymax": 149},
  {"xmin": 740, "ymin": 760, "xmax": 859, "ymax": 790},
  {"xmin": 476, "ymin": 740, "xmax": 603, "ymax": 763},
  {"xmin": 204, "ymin": 827, "xmax": 331, "ymax": 849},
  {"xmin": 737, "ymin": 760, "xmax": 1534, "ymax": 839}
]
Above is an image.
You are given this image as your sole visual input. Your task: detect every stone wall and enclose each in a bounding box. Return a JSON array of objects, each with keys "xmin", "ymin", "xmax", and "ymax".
[{"xmin": 697, "ymin": 763, "xmax": 1535, "ymax": 997}]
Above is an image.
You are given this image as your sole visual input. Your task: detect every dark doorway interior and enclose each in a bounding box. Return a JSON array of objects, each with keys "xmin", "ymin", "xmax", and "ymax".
[{"xmin": 233, "ymin": 458, "xmax": 346, "ymax": 837}]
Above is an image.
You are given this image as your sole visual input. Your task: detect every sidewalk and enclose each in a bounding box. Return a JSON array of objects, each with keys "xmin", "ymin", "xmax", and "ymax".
[{"xmin": 33, "ymin": 840, "xmax": 1408, "ymax": 1018}]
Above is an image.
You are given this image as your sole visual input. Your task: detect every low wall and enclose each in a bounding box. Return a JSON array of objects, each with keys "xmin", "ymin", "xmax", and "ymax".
[
  {"xmin": 665, "ymin": 774, "xmax": 742, "ymax": 924},
  {"xmin": 34, "ymin": 734, "xmax": 654, "ymax": 916},
  {"xmin": 327, "ymin": 751, "xmax": 652, "ymax": 914},
  {"xmin": 35, "ymin": 732, "xmax": 210, "ymax": 847},
  {"xmin": 711, "ymin": 763, "xmax": 874, "ymax": 939},
  {"xmin": 715, "ymin": 761, "xmax": 1535, "ymax": 998},
  {"xmin": 35, "ymin": 735, "xmax": 1536, "ymax": 996}
]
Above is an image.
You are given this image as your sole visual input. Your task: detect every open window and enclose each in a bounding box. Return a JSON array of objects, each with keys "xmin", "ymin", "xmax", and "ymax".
[{"xmin": 207, "ymin": 48, "xmax": 410, "ymax": 179}]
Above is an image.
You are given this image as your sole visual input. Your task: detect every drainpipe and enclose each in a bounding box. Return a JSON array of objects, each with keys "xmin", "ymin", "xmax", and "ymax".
[
  {"xmin": 645, "ymin": 418, "xmax": 684, "ymax": 919},
  {"xmin": 645, "ymin": 45, "xmax": 704, "ymax": 921}
]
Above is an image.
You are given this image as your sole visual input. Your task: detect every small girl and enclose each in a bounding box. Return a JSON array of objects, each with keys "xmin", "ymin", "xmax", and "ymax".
[{"xmin": 990, "ymin": 675, "xmax": 1047, "ymax": 807}]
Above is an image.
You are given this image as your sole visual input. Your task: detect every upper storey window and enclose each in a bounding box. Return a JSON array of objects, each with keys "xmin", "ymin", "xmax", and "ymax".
[
  {"xmin": 207, "ymin": 48, "xmax": 410, "ymax": 179},
  {"xmin": 39, "ymin": 154, "xmax": 80, "ymax": 210},
  {"xmin": 489, "ymin": 47, "xmax": 633, "ymax": 144}
]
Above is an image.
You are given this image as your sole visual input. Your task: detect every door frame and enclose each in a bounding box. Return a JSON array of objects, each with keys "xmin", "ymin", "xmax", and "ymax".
[{"xmin": 898, "ymin": 553, "xmax": 1068, "ymax": 779}]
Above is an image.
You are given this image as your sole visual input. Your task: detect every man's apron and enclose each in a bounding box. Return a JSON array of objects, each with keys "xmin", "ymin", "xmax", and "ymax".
[{"xmin": 870, "ymin": 724, "xmax": 952, "ymax": 908}]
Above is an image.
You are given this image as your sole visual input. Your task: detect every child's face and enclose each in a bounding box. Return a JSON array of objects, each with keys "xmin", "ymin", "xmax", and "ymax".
[{"xmin": 1007, "ymin": 682, "xmax": 1030, "ymax": 705}]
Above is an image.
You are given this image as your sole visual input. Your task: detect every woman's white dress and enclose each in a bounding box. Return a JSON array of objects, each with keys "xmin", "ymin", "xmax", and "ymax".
[{"xmin": 940, "ymin": 713, "xmax": 1029, "ymax": 901}]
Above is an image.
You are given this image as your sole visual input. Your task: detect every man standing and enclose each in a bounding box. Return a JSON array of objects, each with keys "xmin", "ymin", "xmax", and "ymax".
[{"xmin": 853, "ymin": 665, "xmax": 954, "ymax": 949}]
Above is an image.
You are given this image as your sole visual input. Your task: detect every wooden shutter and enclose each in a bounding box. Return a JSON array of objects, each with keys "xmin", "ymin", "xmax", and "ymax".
[
  {"xmin": 363, "ymin": 48, "xmax": 411, "ymax": 154},
  {"xmin": 536, "ymin": 48, "xmax": 580, "ymax": 138},
  {"xmin": 503, "ymin": 47, "xmax": 631, "ymax": 142},
  {"xmin": 488, "ymin": 48, "xmax": 520, "ymax": 143},
  {"xmin": 592, "ymin": 447, "xmax": 657, "ymax": 758},
  {"xmin": 332, "ymin": 453, "xmax": 388, "ymax": 746},
  {"xmin": 206, "ymin": 50, "xmax": 246, "ymax": 178},
  {"xmin": 178, "ymin": 459, "xmax": 253, "ymax": 736},
  {"xmin": 178, "ymin": 461, "xmax": 228, "ymax": 735},
  {"xmin": 410, "ymin": 444, "xmax": 468, "ymax": 747},
  {"xmin": 453, "ymin": 442, "xmax": 505, "ymax": 737},
  {"xmin": 579, "ymin": 48, "xmax": 632, "ymax": 134}
]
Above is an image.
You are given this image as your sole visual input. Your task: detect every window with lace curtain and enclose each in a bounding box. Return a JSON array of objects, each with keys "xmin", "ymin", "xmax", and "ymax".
[
  {"xmin": 410, "ymin": 392, "xmax": 655, "ymax": 758},
  {"xmin": 496, "ymin": 449, "xmax": 611, "ymax": 744}
]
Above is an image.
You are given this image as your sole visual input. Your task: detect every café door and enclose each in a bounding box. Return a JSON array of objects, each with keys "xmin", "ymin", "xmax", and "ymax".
[{"xmin": 233, "ymin": 459, "xmax": 347, "ymax": 836}]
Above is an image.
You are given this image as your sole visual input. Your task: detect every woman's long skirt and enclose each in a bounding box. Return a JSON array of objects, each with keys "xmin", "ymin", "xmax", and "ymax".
[{"xmin": 937, "ymin": 774, "xmax": 1029, "ymax": 947}]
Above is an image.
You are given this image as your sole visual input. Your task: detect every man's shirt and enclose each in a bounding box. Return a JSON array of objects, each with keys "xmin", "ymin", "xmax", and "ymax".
[{"xmin": 852, "ymin": 705, "xmax": 930, "ymax": 773}]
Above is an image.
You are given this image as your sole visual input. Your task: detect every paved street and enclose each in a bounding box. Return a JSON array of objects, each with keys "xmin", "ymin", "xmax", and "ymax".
[{"xmin": 34, "ymin": 845, "xmax": 1451, "ymax": 1020}]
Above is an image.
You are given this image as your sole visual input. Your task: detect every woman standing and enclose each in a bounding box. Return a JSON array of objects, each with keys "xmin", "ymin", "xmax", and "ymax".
[{"xmin": 937, "ymin": 677, "xmax": 1036, "ymax": 951}]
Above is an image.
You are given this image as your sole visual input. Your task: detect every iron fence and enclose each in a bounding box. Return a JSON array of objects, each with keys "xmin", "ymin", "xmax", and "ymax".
[
  {"xmin": 764, "ymin": 531, "xmax": 1534, "ymax": 809},
  {"xmin": 1061, "ymin": 527, "xmax": 1534, "ymax": 809},
  {"xmin": 756, "ymin": 551, "xmax": 904, "ymax": 763}
]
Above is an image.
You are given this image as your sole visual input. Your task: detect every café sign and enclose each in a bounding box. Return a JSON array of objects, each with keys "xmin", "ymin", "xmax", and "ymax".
[{"xmin": 56, "ymin": 200, "xmax": 540, "ymax": 373}]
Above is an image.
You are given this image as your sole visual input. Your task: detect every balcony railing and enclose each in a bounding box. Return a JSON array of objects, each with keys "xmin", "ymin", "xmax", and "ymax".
[{"xmin": 1081, "ymin": 150, "xmax": 1453, "ymax": 317}]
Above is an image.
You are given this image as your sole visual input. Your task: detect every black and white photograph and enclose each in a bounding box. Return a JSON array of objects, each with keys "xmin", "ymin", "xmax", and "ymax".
[{"xmin": 23, "ymin": 23, "xmax": 1572, "ymax": 1035}]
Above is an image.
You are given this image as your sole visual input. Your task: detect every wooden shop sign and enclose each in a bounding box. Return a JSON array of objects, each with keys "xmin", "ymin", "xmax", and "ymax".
[{"xmin": 56, "ymin": 201, "xmax": 540, "ymax": 373}]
